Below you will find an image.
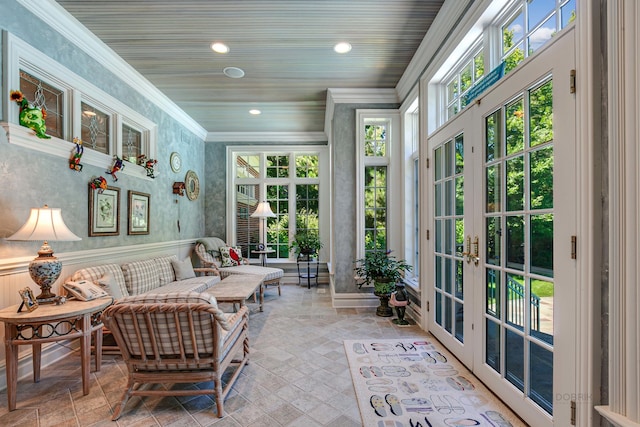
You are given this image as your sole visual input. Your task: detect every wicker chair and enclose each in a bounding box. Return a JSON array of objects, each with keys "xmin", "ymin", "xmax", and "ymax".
[
  {"xmin": 194, "ymin": 239, "xmax": 284, "ymax": 296},
  {"xmin": 101, "ymin": 292, "xmax": 249, "ymax": 420}
]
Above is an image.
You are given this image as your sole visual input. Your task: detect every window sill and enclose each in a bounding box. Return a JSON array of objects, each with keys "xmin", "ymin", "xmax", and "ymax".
[
  {"xmin": 595, "ymin": 406, "xmax": 640, "ymax": 427},
  {"xmin": 2, "ymin": 122, "xmax": 153, "ymax": 181}
]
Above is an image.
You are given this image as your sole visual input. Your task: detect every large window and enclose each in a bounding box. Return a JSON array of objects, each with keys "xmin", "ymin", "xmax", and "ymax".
[
  {"xmin": 229, "ymin": 148, "xmax": 328, "ymax": 261},
  {"xmin": 357, "ymin": 110, "xmax": 401, "ymax": 263}
]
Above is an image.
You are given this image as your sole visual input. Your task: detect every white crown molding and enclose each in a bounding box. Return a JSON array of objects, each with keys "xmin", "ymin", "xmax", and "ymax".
[
  {"xmin": 17, "ymin": 0, "xmax": 207, "ymax": 140},
  {"xmin": 326, "ymin": 88, "xmax": 399, "ymax": 104},
  {"xmin": 206, "ymin": 131, "xmax": 327, "ymax": 143}
]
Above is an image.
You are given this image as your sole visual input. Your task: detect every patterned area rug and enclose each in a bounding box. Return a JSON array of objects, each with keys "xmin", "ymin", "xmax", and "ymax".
[{"xmin": 344, "ymin": 338, "xmax": 525, "ymax": 427}]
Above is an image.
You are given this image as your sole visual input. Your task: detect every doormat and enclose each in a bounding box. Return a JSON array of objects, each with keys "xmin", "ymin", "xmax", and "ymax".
[{"xmin": 344, "ymin": 338, "xmax": 525, "ymax": 427}]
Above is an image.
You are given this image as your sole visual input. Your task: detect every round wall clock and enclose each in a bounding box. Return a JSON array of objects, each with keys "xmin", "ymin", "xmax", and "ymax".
[
  {"xmin": 170, "ymin": 152, "xmax": 182, "ymax": 173},
  {"xmin": 185, "ymin": 170, "xmax": 200, "ymax": 201}
]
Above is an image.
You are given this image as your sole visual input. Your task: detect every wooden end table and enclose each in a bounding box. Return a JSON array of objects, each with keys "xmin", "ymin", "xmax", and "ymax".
[
  {"xmin": 0, "ymin": 297, "xmax": 113, "ymax": 411},
  {"xmin": 205, "ymin": 274, "xmax": 264, "ymax": 312}
]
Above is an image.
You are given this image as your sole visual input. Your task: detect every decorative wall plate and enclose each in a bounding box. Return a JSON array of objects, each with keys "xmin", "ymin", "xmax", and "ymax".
[
  {"xmin": 170, "ymin": 152, "xmax": 182, "ymax": 173},
  {"xmin": 185, "ymin": 170, "xmax": 199, "ymax": 201}
]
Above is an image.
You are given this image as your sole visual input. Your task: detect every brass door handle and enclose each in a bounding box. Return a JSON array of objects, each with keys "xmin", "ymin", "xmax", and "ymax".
[
  {"xmin": 461, "ymin": 235, "xmax": 472, "ymax": 264},
  {"xmin": 472, "ymin": 236, "xmax": 480, "ymax": 266}
]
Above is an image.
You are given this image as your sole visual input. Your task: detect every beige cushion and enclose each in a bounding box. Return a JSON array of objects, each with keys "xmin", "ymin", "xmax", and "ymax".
[
  {"xmin": 72, "ymin": 264, "xmax": 129, "ymax": 298},
  {"xmin": 97, "ymin": 273, "xmax": 126, "ymax": 299},
  {"xmin": 141, "ymin": 275, "xmax": 220, "ymax": 294},
  {"xmin": 171, "ymin": 257, "xmax": 196, "ymax": 280},
  {"xmin": 153, "ymin": 255, "xmax": 177, "ymax": 285},
  {"xmin": 219, "ymin": 264, "xmax": 283, "ymax": 282},
  {"xmin": 121, "ymin": 259, "xmax": 160, "ymax": 295}
]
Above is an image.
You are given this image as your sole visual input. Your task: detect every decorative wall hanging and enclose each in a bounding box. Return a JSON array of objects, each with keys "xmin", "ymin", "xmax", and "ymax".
[
  {"xmin": 69, "ymin": 137, "xmax": 84, "ymax": 171},
  {"xmin": 10, "ymin": 90, "xmax": 50, "ymax": 139},
  {"xmin": 90, "ymin": 176, "xmax": 108, "ymax": 193},
  {"xmin": 106, "ymin": 156, "xmax": 125, "ymax": 181},
  {"xmin": 89, "ymin": 185, "xmax": 120, "ymax": 236},
  {"xmin": 185, "ymin": 170, "xmax": 200, "ymax": 201},
  {"xmin": 128, "ymin": 190, "xmax": 150, "ymax": 235},
  {"xmin": 137, "ymin": 155, "xmax": 158, "ymax": 178},
  {"xmin": 170, "ymin": 152, "xmax": 182, "ymax": 173},
  {"xmin": 173, "ymin": 182, "xmax": 186, "ymax": 196}
]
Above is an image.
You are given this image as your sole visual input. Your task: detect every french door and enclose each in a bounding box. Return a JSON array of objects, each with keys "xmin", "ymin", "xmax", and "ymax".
[{"xmin": 427, "ymin": 29, "xmax": 576, "ymax": 426}]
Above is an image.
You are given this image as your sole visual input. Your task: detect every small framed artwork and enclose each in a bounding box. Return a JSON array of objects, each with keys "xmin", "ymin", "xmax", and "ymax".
[
  {"xmin": 18, "ymin": 287, "xmax": 38, "ymax": 312},
  {"xmin": 128, "ymin": 190, "xmax": 150, "ymax": 235},
  {"xmin": 89, "ymin": 186, "xmax": 120, "ymax": 237}
]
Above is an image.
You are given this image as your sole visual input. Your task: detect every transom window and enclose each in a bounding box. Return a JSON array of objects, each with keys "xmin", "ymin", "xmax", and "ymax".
[{"xmin": 445, "ymin": 47, "xmax": 485, "ymax": 120}]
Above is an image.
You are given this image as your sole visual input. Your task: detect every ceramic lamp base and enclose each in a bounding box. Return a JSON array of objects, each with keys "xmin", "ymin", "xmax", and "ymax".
[{"xmin": 28, "ymin": 253, "xmax": 62, "ymax": 303}]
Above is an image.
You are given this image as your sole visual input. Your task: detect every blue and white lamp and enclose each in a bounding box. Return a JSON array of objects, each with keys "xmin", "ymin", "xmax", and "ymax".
[{"xmin": 7, "ymin": 205, "xmax": 81, "ymax": 303}]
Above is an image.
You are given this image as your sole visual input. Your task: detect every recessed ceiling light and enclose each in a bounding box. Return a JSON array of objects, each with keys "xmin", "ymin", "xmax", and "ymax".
[
  {"xmin": 334, "ymin": 42, "xmax": 352, "ymax": 53},
  {"xmin": 249, "ymin": 109, "xmax": 261, "ymax": 115},
  {"xmin": 211, "ymin": 42, "xmax": 229, "ymax": 53},
  {"xmin": 223, "ymin": 67, "xmax": 245, "ymax": 78}
]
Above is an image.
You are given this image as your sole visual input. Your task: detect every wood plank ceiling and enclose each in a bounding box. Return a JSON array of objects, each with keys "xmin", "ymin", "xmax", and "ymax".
[{"xmin": 56, "ymin": 0, "xmax": 445, "ymax": 135}]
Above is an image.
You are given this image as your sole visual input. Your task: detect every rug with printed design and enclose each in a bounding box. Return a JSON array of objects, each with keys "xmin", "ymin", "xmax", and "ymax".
[{"xmin": 344, "ymin": 338, "xmax": 526, "ymax": 427}]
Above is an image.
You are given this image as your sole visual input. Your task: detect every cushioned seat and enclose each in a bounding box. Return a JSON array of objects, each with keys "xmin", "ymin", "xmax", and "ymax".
[{"xmin": 195, "ymin": 238, "xmax": 284, "ymax": 296}]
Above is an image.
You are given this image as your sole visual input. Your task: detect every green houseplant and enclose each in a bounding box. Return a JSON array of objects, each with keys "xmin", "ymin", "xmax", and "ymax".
[
  {"xmin": 289, "ymin": 230, "xmax": 323, "ymax": 257},
  {"xmin": 354, "ymin": 250, "xmax": 412, "ymax": 317}
]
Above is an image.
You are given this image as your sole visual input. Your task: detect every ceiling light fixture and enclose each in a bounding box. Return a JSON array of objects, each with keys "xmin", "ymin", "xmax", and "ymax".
[
  {"xmin": 249, "ymin": 109, "xmax": 261, "ymax": 115},
  {"xmin": 334, "ymin": 42, "xmax": 352, "ymax": 53},
  {"xmin": 211, "ymin": 42, "xmax": 229, "ymax": 53},
  {"xmin": 223, "ymin": 66, "xmax": 245, "ymax": 78}
]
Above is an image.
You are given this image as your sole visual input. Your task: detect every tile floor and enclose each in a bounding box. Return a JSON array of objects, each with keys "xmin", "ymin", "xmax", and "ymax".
[{"xmin": 0, "ymin": 283, "xmax": 519, "ymax": 426}]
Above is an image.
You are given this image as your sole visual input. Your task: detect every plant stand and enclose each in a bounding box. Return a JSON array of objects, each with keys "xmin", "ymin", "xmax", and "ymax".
[{"xmin": 375, "ymin": 293, "xmax": 394, "ymax": 317}]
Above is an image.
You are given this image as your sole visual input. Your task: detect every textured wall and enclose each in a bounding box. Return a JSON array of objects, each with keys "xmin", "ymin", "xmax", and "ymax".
[
  {"xmin": 0, "ymin": 0, "xmax": 205, "ymax": 260},
  {"xmin": 331, "ymin": 102, "xmax": 399, "ymax": 294}
]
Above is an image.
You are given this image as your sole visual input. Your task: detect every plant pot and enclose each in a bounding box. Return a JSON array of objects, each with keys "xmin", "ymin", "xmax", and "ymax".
[{"xmin": 374, "ymin": 291, "xmax": 394, "ymax": 317}]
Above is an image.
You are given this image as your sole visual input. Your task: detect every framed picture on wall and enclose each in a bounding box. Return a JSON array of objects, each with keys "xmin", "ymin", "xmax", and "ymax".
[
  {"xmin": 89, "ymin": 186, "xmax": 120, "ymax": 237},
  {"xmin": 128, "ymin": 190, "xmax": 150, "ymax": 235}
]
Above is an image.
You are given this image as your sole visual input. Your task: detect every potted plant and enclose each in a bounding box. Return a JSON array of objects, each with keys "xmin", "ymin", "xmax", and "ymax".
[
  {"xmin": 289, "ymin": 230, "xmax": 323, "ymax": 257},
  {"xmin": 354, "ymin": 250, "xmax": 412, "ymax": 317}
]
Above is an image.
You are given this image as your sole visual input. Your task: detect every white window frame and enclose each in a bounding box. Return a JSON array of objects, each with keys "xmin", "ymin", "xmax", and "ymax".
[
  {"xmin": 356, "ymin": 109, "xmax": 401, "ymax": 261},
  {"xmin": 2, "ymin": 32, "xmax": 157, "ymax": 181},
  {"xmin": 226, "ymin": 146, "xmax": 330, "ymax": 262},
  {"xmin": 401, "ymin": 99, "xmax": 420, "ymax": 287}
]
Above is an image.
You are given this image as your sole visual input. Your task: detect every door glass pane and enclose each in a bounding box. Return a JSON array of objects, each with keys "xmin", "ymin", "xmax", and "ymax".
[
  {"xmin": 506, "ymin": 97, "xmax": 525, "ymax": 155},
  {"xmin": 531, "ymin": 279, "xmax": 554, "ymax": 344},
  {"xmin": 486, "ymin": 110, "xmax": 502, "ymax": 162},
  {"xmin": 505, "ymin": 329, "xmax": 524, "ymax": 391},
  {"xmin": 445, "ymin": 139, "xmax": 453, "ymax": 177},
  {"xmin": 445, "ymin": 180, "xmax": 453, "ymax": 215},
  {"xmin": 267, "ymin": 185, "xmax": 289, "ymax": 257},
  {"xmin": 444, "ymin": 258, "xmax": 452, "ymax": 293},
  {"xmin": 530, "ymin": 146, "xmax": 554, "ymax": 210},
  {"xmin": 435, "ymin": 183, "xmax": 442, "ymax": 216},
  {"xmin": 435, "ymin": 219, "xmax": 442, "ymax": 253},
  {"xmin": 506, "ymin": 155, "xmax": 524, "ymax": 211},
  {"xmin": 506, "ymin": 274, "xmax": 525, "ymax": 331},
  {"xmin": 486, "ymin": 268, "xmax": 501, "ymax": 317},
  {"xmin": 455, "ymin": 218, "xmax": 464, "ymax": 256},
  {"xmin": 435, "ymin": 256, "xmax": 443, "ymax": 289},
  {"xmin": 445, "ymin": 296, "xmax": 452, "ymax": 333},
  {"xmin": 486, "ymin": 164, "xmax": 502, "ymax": 213},
  {"xmin": 529, "ymin": 342, "xmax": 553, "ymax": 415},
  {"xmin": 455, "ymin": 134, "xmax": 464, "ymax": 173},
  {"xmin": 455, "ymin": 301, "xmax": 464, "ymax": 343},
  {"xmin": 455, "ymin": 260, "xmax": 464, "ymax": 299},
  {"xmin": 486, "ymin": 318, "xmax": 501, "ymax": 372},
  {"xmin": 435, "ymin": 146, "xmax": 443, "ymax": 180},
  {"xmin": 455, "ymin": 177, "xmax": 464, "ymax": 215},
  {"xmin": 506, "ymin": 215, "xmax": 524, "ymax": 270},
  {"xmin": 436, "ymin": 292, "xmax": 442, "ymax": 325},
  {"xmin": 445, "ymin": 219, "xmax": 453, "ymax": 255},
  {"xmin": 529, "ymin": 80, "xmax": 554, "ymax": 147},
  {"xmin": 531, "ymin": 214, "xmax": 554, "ymax": 277},
  {"xmin": 486, "ymin": 216, "xmax": 501, "ymax": 266}
]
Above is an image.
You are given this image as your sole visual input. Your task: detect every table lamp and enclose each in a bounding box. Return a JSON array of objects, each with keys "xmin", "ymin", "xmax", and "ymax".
[
  {"xmin": 6, "ymin": 205, "xmax": 81, "ymax": 303},
  {"xmin": 250, "ymin": 201, "xmax": 275, "ymax": 247}
]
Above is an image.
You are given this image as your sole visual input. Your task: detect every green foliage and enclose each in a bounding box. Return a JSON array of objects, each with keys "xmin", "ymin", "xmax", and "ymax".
[
  {"xmin": 289, "ymin": 230, "xmax": 323, "ymax": 256},
  {"xmin": 354, "ymin": 251, "xmax": 412, "ymax": 294}
]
